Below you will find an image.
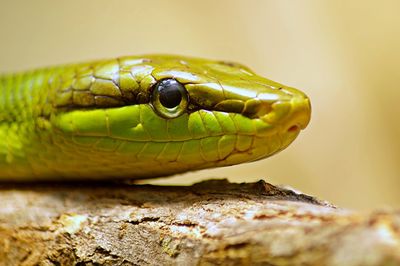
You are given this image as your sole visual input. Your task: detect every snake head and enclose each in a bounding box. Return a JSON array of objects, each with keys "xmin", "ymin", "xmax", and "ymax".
[{"xmin": 51, "ymin": 55, "xmax": 311, "ymax": 179}]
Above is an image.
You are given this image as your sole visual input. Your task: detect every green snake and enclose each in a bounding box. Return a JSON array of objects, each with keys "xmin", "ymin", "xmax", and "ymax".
[{"xmin": 0, "ymin": 55, "xmax": 311, "ymax": 181}]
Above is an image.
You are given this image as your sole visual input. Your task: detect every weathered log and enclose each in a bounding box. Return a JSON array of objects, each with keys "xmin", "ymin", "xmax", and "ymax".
[{"xmin": 0, "ymin": 179, "xmax": 399, "ymax": 266}]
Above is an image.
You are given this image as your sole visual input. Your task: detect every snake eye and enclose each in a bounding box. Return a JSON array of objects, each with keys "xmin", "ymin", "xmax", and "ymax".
[{"xmin": 152, "ymin": 79, "xmax": 188, "ymax": 118}]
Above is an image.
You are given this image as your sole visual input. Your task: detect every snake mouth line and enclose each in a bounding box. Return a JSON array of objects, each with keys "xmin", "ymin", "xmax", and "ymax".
[
  {"xmin": 64, "ymin": 132, "xmax": 295, "ymax": 165},
  {"xmin": 67, "ymin": 130, "xmax": 280, "ymax": 144}
]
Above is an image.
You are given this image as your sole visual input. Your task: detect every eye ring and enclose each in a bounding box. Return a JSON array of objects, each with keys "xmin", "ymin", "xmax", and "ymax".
[{"xmin": 151, "ymin": 79, "xmax": 189, "ymax": 118}]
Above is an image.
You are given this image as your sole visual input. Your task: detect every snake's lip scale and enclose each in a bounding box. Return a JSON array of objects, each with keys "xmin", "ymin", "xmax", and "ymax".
[{"xmin": 0, "ymin": 54, "xmax": 311, "ymax": 180}]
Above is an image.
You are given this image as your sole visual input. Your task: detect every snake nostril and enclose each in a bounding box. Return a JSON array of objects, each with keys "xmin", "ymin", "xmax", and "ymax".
[{"xmin": 287, "ymin": 125, "xmax": 300, "ymax": 133}]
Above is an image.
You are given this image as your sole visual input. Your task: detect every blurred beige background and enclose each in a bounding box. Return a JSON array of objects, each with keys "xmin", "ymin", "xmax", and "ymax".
[{"xmin": 1, "ymin": 0, "xmax": 399, "ymax": 210}]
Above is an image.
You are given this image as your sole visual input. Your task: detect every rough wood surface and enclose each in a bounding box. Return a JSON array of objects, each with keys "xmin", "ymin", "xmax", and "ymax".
[{"xmin": 0, "ymin": 179, "xmax": 399, "ymax": 266}]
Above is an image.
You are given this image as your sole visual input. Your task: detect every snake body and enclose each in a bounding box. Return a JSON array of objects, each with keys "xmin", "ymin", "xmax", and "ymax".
[{"xmin": 0, "ymin": 55, "xmax": 311, "ymax": 181}]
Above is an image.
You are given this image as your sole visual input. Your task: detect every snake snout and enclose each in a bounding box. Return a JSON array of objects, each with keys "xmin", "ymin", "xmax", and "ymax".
[
  {"xmin": 259, "ymin": 95, "xmax": 311, "ymax": 131},
  {"xmin": 283, "ymin": 97, "xmax": 311, "ymax": 132}
]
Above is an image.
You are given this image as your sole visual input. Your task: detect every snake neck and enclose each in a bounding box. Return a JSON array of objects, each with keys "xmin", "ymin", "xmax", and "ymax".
[{"xmin": 0, "ymin": 69, "xmax": 56, "ymax": 171}]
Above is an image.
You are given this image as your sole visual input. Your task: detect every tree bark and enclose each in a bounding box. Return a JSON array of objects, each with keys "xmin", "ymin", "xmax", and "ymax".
[{"xmin": 0, "ymin": 179, "xmax": 399, "ymax": 266}]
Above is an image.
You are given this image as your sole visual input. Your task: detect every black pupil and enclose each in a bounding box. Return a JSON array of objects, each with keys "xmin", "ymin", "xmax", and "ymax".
[{"xmin": 158, "ymin": 80, "xmax": 183, "ymax": 108}]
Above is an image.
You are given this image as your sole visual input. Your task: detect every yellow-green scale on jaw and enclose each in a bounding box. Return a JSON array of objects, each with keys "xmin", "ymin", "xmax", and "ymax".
[{"xmin": 0, "ymin": 55, "xmax": 311, "ymax": 181}]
